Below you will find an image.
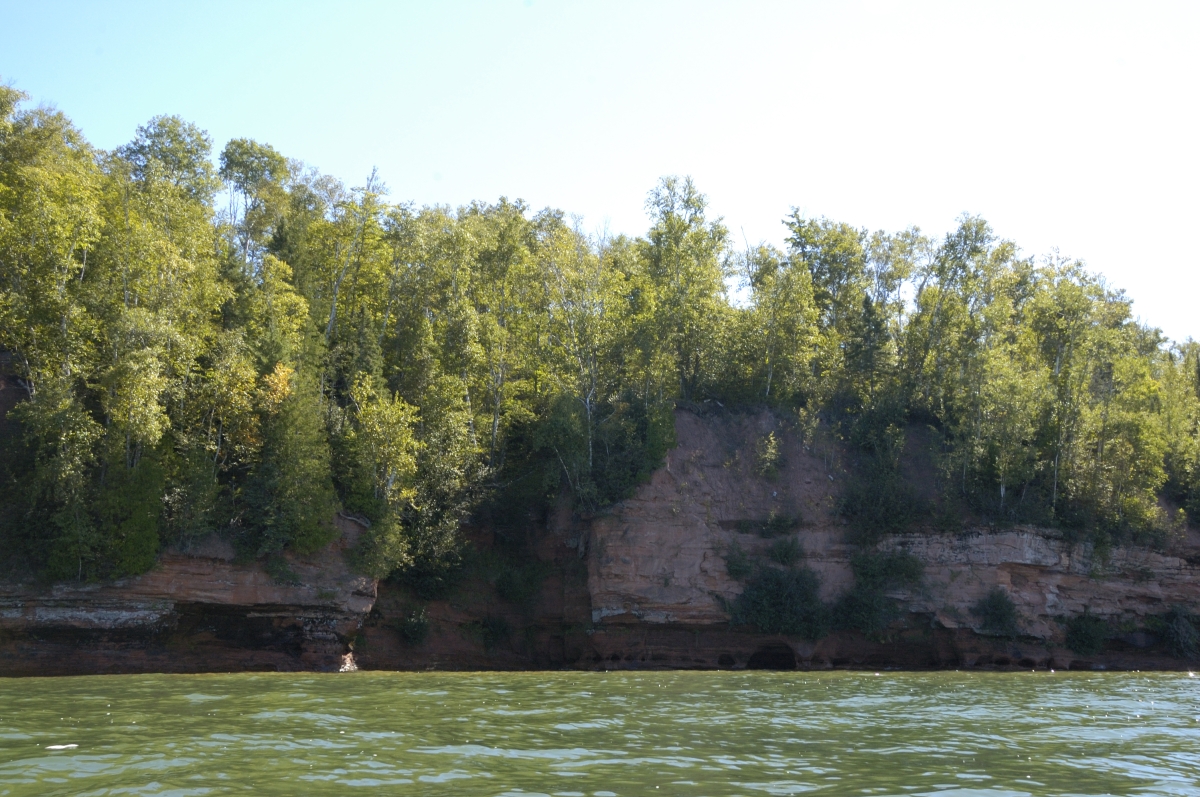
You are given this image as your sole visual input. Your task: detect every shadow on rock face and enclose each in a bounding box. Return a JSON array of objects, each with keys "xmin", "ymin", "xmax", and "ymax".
[{"xmin": 746, "ymin": 643, "xmax": 797, "ymax": 670}]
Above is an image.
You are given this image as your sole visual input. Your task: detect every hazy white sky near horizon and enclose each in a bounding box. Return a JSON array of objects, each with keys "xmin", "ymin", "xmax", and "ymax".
[{"xmin": 2, "ymin": 1, "xmax": 1197, "ymax": 340}]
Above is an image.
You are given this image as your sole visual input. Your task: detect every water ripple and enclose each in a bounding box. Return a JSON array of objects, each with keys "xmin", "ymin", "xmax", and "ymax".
[{"xmin": 0, "ymin": 671, "xmax": 1198, "ymax": 795}]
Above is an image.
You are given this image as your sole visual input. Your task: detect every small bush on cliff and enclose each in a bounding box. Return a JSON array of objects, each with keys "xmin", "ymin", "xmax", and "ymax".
[
  {"xmin": 724, "ymin": 541, "xmax": 752, "ymax": 581},
  {"xmin": 730, "ymin": 566, "xmax": 829, "ymax": 639},
  {"xmin": 849, "ymin": 550, "xmax": 923, "ymax": 590},
  {"xmin": 395, "ymin": 554, "xmax": 465, "ymax": 600},
  {"xmin": 479, "ymin": 615, "xmax": 511, "ymax": 651},
  {"xmin": 972, "ymin": 587, "xmax": 1020, "ymax": 638},
  {"xmin": 832, "ymin": 550, "xmax": 923, "ymax": 638},
  {"xmin": 755, "ymin": 432, "xmax": 782, "ymax": 480},
  {"xmin": 767, "ymin": 537, "xmax": 803, "ymax": 567},
  {"xmin": 839, "ymin": 462, "xmax": 925, "ymax": 545},
  {"xmin": 736, "ymin": 513, "xmax": 802, "ymax": 538},
  {"xmin": 1164, "ymin": 606, "xmax": 1199, "ymax": 659},
  {"xmin": 1064, "ymin": 612, "xmax": 1108, "ymax": 656},
  {"xmin": 832, "ymin": 589, "xmax": 898, "ymax": 638},
  {"xmin": 397, "ymin": 608, "xmax": 430, "ymax": 644},
  {"xmin": 264, "ymin": 554, "xmax": 300, "ymax": 586},
  {"xmin": 495, "ymin": 561, "xmax": 551, "ymax": 608}
]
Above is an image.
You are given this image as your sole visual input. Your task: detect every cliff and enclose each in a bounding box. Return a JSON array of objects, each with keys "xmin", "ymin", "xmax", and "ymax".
[
  {"xmin": 575, "ymin": 410, "xmax": 1200, "ymax": 670},
  {"xmin": 355, "ymin": 409, "xmax": 1200, "ymax": 672},
  {"xmin": 0, "ymin": 514, "xmax": 374, "ymax": 676},
  {"xmin": 3, "ymin": 409, "xmax": 1199, "ymax": 675}
]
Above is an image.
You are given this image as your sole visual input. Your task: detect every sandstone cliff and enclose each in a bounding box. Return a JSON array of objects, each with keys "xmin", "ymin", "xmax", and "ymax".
[
  {"xmin": 0, "ymin": 514, "xmax": 374, "ymax": 676},
  {"xmin": 3, "ymin": 409, "xmax": 1199, "ymax": 675},
  {"xmin": 577, "ymin": 410, "xmax": 1200, "ymax": 670}
]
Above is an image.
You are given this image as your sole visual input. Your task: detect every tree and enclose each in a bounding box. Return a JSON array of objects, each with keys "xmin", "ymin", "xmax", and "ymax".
[
  {"xmin": 118, "ymin": 115, "xmax": 219, "ymax": 202},
  {"xmin": 738, "ymin": 243, "xmax": 817, "ymax": 404},
  {"xmin": 346, "ymin": 375, "xmax": 422, "ymax": 576},
  {"xmin": 244, "ymin": 362, "xmax": 340, "ymax": 555},
  {"xmin": 640, "ymin": 176, "xmax": 730, "ymax": 400},
  {"xmin": 219, "ymin": 137, "xmax": 290, "ymax": 264}
]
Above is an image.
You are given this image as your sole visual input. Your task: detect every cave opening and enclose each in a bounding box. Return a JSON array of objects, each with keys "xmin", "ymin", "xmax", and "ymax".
[{"xmin": 745, "ymin": 643, "xmax": 797, "ymax": 670}]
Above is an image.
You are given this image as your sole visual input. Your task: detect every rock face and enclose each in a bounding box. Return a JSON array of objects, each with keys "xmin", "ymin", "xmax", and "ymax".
[
  {"xmin": 579, "ymin": 409, "xmax": 1200, "ymax": 670},
  {"xmin": 0, "ymin": 514, "xmax": 375, "ymax": 676},
  {"xmin": 587, "ymin": 410, "xmax": 839, "ymax": 625},
  {"xmin": 3, "ymin": 408, "xmax": 1199, "ymax": 675}
]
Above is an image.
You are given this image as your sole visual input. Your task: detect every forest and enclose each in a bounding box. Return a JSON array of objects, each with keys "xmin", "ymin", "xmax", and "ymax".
[{"xmin": 2, "ymin": 83, "xmax": 1199, "ymax": 584}]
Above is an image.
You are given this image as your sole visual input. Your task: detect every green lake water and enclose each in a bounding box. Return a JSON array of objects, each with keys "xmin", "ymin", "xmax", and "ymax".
[{"xmin": 1, "ymin": 671, "xmax": 1198, "ymax": 796}]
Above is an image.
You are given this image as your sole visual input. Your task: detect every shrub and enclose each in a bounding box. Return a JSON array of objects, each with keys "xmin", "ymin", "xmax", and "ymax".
[
  {"xmin": 755, "ymin": 432, "xmax": 782, "ymax": 480},
  {"xmin": 736, "ymin": 513, "xmax": 802, "ymax": 538},
  {"xmin": 396, "ymin": 557, "xmax": 464, "ymax": 600},
  {"xmin": 397, "ymin": 608, "xmax": 429, "ymax": 644},
  {"xmin": 495, "ymin": 562, "xmax": 549, "ymax": 608},
  {"xmin": 1165, "ymin": 606, "xmax": 1198, "ymax": 660},
  {"xmin": 839, "ymin": 463, "xmax": 925, "ymax": 544},
  {"xmin": 724, "ymin": 541, "xmax": 752, "ymax": 581},
  {"xmin": 1064, "ymin": 612, "xmax": 1108, "ymax": 656},
  {"xmin": 729, "ymin": 566, "xmax": 829, "ymax": 639},
  {"xmin": 832, "ymin": 588, "xmax": 899, "ymax": 637},
  {"xmin": 832, "ymin": 550, "xmax": 923, "ymax": 637},
  {"xmin": 849, "ymin": 550, "xmax": 923, "ymax": 591},
  {"xmin": 479, "ymin": 615, "xmax": 511, "ymax": 650},
  {"xmin": 767, "ymin": 537, "xmax": 803, "ymax": 567},
  {"xmin": 972, "ymin": 587, "xmax": 1020, "ymax": 638},
  {"xmin": 264, "ymin": 554, "xmax": 300, "ymax": 586}
]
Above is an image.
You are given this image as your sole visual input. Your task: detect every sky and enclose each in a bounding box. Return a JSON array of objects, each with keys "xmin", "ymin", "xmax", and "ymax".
[{"xmin": 2, "ymin": 0, "xmax": 1197, "ymax": 340}]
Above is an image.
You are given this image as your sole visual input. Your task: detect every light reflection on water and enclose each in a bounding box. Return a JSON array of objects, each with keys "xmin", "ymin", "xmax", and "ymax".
[{"xmin": 0, "ymin": 670, "xmax": 1197, "ymax": 796}]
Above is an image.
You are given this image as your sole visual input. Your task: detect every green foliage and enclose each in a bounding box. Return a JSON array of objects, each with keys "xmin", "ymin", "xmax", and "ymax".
[
  {"xmin": 831, "ymin": 589, "xmax": 900, "ymax": 639},
  {"xmin": 163, "ymin": 449, "xmax": 224, "ymax": 546},
  {"xmin": 2, "ymin": 81, "xmax": 1197, "ymax": 587},
  {"xmin": 396, "ymin": 608, "xmax": 430, "ymax": 645},
  {"xmin": 729, "ymin": 566, "xmax": 829, "ymax": 639},
  {"xmin": 972, "ymin": 587, "xmax": 1020, "ymax": 638},
  {"xmin": 495, "ymin": 561, "xmax": 550, "ymax": 609},
  {"xmin": 90, "ymin": 449, "xmax": 166, "ymax": 578},
  {"xmin": 534, "ymin": 391, "xmax": 672, "ymax": 512},
  {"xmin": 263, "ymin": 554, "xmax": 300, "ymax": 586},
  {"xmin": 724, "ymin": 540, "xmax": 752, "ymax": 581},
  {"xmin": 640, "ymin": 176, "xmax": 730, "ymax": 400},
  {"xmin": 340, "ymin": 375, "xmax": 422, "ymax": 574},
  {"xmin": 1164, "ymin": 606, "xmax": 1198, "ymax": 660},
  {"xmin": 848, "ymin": 550, "xmax": 924, "ymax": 590},
  {"xmin": 394, "ymin": 555, "xmax": 465, "ymax": 601},
  {"xmin": 767, "ymin": 537, "xmax": 803, "ymax": 567},
  {"xmin": 118, "ymin": 115, "xmax": 219, "ymax": 201},
  {"xmin": 243, "ymin": 365, "xmax": 340, "ymax": 556},
  {"xmin": 755, "ymin": 432, "xmax": 782, "ymax": 479},
  {"xmin": 351, "ymin": 514, "xmax": 410, "ymax": 579},
  {"xmin": 736, "ymin": 513, "xmax": 802, "ymax": 538},
  {"xmin": 839, "ymin": 461, "xmax": 926, "ymax": 545},
  {"xmin": 832, "ymin": 550, "xmax": 923, "ymax": 638},
  {"xmin": 1064, "ymin": 612, "xmax": 1109, "ymax": 656},
  {"xmin": 478, "ymin": 615, "xmax": 512, "ymax": 651}
]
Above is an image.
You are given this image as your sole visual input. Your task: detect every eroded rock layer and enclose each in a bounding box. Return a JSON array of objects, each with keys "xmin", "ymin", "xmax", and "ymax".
[
  {"xmin": 0, "ymin": 515, "xmax": 374, "ymax": 676},
  {"xmin": 576, "ymin": 410, "xmax": 1200, "ymax": 669},
  {"xmin": 3, "ymin": 409, "xmax": 1199, "ymax": 675}
]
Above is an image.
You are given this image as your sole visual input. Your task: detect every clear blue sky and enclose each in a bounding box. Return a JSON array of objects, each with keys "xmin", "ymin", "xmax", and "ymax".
[{"xmin": 3, "ymin": 1, "xmax": 1197, "ymax": 340}]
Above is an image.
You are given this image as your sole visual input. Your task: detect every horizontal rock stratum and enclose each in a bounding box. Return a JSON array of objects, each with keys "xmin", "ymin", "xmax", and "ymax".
[{"xmin": 3, "ymin": 410, "xmax": 1198, "ymax": 675}]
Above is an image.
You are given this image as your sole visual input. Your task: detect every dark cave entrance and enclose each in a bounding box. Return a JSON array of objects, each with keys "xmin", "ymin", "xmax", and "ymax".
[{"xmin": 745, "ymin": 643, "xmax": 797, "ymax": 670}]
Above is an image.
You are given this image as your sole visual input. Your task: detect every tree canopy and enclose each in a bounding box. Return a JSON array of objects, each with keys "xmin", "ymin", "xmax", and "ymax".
[{"xmin": 2, "ymin": 85, "xmax": 1197, "ymax": 581}]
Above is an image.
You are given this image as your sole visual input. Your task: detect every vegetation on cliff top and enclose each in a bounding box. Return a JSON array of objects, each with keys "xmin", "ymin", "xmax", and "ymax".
[{"xmin": 2, "ymin": 83, "xmax": 1200, "ymax": 582}]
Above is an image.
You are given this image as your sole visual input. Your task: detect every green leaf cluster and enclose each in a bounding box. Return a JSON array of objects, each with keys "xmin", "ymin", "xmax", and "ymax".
[{"xmin": 3, "ymin": 82, "xmax": 1200, "ymax": 584}]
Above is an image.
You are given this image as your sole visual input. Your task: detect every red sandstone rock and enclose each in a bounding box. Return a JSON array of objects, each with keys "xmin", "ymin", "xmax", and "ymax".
[
  {"xmin": 0, "ymin": 514, "xmax": 375, "ymax": 676},
  {"xmin": 4, "ymin": 409, "xmax": 1199, "ymax": 675}
]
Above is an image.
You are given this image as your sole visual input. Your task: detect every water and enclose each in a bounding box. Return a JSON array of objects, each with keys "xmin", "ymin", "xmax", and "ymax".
[{"xmin": 1, "ymin": 671, "xmax": 1198, "ymax": 796}]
